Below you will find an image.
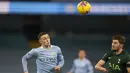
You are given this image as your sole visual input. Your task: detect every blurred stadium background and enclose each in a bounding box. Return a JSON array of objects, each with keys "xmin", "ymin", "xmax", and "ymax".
[{"xmin": 0, "ymin": 0, "xmax": 130, "ymax": 73}]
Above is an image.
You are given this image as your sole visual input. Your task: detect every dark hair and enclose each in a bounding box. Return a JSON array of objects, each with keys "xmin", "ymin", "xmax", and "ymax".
[
  {"xmin": 38, "ymin": 32, "xmax": 48, "ymax": 39},
  {"xmin": 112, "ymin": 35, "xmax": 126, "ymax": 44},
  {"xmin": 79, "ymin": 50, "xmax": 86, "ymax": 53}
]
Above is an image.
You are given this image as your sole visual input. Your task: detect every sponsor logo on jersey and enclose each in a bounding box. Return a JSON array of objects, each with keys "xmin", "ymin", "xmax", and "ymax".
[{"xmin": 109, "ymin": 62, "xmax": 121, "ymax": 70}]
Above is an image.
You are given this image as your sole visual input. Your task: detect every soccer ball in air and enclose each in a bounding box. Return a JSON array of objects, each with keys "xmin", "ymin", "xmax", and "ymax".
[{"xmin": 77, "ymin": 1, "xmax": 91, "ymax": 14}]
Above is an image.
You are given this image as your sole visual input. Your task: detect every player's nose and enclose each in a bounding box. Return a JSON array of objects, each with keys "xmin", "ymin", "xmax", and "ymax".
[{"xmin": 46, "ymin": 39, "xmax": 50, "ymax": 42}]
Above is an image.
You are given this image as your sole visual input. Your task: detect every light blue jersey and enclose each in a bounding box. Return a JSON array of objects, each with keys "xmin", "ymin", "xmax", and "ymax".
[
  {"xmin": 22, "ymin": 45, "xmax": 64, "ymax": 73},
  {"xmin": 69, "ymin": 58, "xmax": 93, "ymax": 73}
]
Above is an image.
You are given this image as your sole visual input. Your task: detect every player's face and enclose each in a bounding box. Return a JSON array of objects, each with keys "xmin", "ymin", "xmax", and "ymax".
[
  {"xmin": 79, "ymin": 51, "xmax": 86, "ymax": 59},
  {"xmin": 112, "ymin": 40, "xmax": 121, "ymax": 51},
  {"xmin": 39, "ymin": 34, "xmax": 50, "ymax": 46}
]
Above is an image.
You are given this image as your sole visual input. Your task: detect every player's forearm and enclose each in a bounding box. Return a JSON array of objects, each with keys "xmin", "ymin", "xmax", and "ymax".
[
  {"xmin": 69, "ymin": 68, "xmax": 75, "ymax": 73},
  {"xmin": 88, "ymin": 69, "xmax": 94, "ymax": 73},
  {"xmin": 88, "ymin": 66, "xmax": 94, "ymax": 73},
  {"xmin": 88, "ymin": 71, "xmax": 94, "ymax": 73},
  {"xmin": 57, "ymin": 55, "xmax": 64, "ymax": 67},
  {"xmin": 24, "ymin": 72, "xmax": 28, "ymax": 73},
  {"xmin": 22, "ymin": 55, "xmax": 28, "ymax": 72},
  {"xmin": 95, "ymin": 65, "xmax": 104, "ymax": 71},
  {"xmin": 57, "ymin": 59, "xmax": 64, "ymax": 67}
]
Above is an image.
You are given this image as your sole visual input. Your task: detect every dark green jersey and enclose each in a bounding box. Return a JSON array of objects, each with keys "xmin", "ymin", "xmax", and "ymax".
[{"xmin": 102, "ymin": 50, "xmax": 130, "ymax": 73}]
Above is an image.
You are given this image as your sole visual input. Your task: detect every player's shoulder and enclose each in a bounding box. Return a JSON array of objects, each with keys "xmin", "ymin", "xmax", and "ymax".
[
  {"xmin": 85, "ymin": 58, "xmax": 91, "ymax": 62},
  {"xmin": 73, "ymin": 58, "xmax": 79, "ymax": 62},
  {"xmin": 31, "ymin": 47, "xmax": 41, "ymax": 51},
  {"xmin": 123, "ymin": 50, "xmax": 130, "ymax": 57},
  {"xmin": 104, "ymin": 50, "xmax": 113, "ymax": 56},
  {"xmin": 51, "ymin": 45, "xmax": 61, "ymax": 50},
  {"xmin": 123, "ymin": 50, "xmax": 130, "ymax": 54}
]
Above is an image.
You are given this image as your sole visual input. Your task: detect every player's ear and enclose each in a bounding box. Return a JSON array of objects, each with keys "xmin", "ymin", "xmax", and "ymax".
[
  {"xmin": 120, "ymin": 44, "xmax": 124, "ymax": 48},
  {"xmin": 39, "ymin": 39, "xmax": 42, "ymax": 44}
]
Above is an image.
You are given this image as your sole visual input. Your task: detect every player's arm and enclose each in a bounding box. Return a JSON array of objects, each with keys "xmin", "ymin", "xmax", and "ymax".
[
  {"xmin": 127, "ymin": 59, "xmax": 130, "ymax": 73},
  {"xmin": 22, "ymin": 49, "xmax": 36, "ymax": 73},
  {"xmin": 55, "ymin": 47, "xmax": 64, "ymax": 71},
  {"xmin": 67, "ymin": 60, "xmax": 76, "ymax": 73},
  {"xmin": 57, "ymin": 47, "xmax": 64, "ymax": 67},
  {"xmin": 127, "ymin": 68, "xmax": 130, "ymax": 73},
  {"xmin": 95, "ymin": 52, "xmax": 109, "ymax": 72},
  {"xmin": 95, "ymin": 60, "xmax": 107, "ymax": 72},
  {"xmin": 87, "ymin": 60, "xmax": 94, "ymax": 73}
]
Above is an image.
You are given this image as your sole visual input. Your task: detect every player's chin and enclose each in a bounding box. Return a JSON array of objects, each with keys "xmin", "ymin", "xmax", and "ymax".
[
  {"xmin": 45, "ymin": 44, "xmax": 50, "ymax": 46},
  {"xmin": 112, "ymin": 49, "xmax": 118, "ymax": 52}
]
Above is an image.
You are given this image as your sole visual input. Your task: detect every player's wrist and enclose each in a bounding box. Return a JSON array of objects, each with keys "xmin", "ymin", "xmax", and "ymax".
[
  {"xmin": 56, "ymin": 65, "xmax": 61, "ymax": 68},
  {"xmin": 99, "ymin": 67, "xmax": 104, "ymax": 71},
  {"xmin": 24, "ymin": 72, "xmax": 28, "ymax": 73}
]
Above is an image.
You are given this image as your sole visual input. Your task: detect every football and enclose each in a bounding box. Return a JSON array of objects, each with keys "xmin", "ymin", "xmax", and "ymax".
[{"xmin": 77, "ymin": 1, "xmax": 91, "ymax": 14}]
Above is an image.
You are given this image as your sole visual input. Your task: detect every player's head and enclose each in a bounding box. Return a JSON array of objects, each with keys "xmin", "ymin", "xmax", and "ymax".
[
  {"xmin": 78, "ymin": 50, "xmax": 86, "ymax": 59},
  {"xmin": 112, "ymin": 35, "xmax": 126, "ymax": 52},
  {"xmin": 38, "ymin": 32, "xmax": 51, "ymax": 47}
]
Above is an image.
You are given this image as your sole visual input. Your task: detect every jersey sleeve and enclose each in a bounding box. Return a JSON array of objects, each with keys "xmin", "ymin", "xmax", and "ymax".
[
  {"xmin": 86, "ymin": 60, "xmax": 94, "ymax": 73},
  {"xmin": 22, "ymin": 49, "xmax": 37, "ymax": 72},
  {"xmin": 57, "ymin": 47, "xmax": 64, "ymax": 67},
  {"xmin": 101, "ymin": 52, "xmax": 111, "ymax": 62},
  {"xmin": 69, "ymin": 60, "xmax": 76, "ymax": 73},
  {"xmin": 126, "ymin": 55, "xmax": 130, "ymax": 68}
]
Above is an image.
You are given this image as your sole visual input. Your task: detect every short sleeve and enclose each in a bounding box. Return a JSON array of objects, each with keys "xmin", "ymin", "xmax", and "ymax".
[
  {"xmin": 101, "ymin": 52, "xmax": 109, "ymax": 62},
  {"xmin": 126, "ymin": 55, "xmax": 130, "ymax": 68}
]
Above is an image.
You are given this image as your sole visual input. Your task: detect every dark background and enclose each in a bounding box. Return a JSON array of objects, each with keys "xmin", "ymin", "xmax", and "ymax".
[{"xmin": 0, "ymin": 0, "xmax": 130, "ymax": 73}]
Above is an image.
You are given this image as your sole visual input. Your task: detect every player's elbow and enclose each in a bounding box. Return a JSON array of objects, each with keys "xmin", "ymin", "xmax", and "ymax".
[
  {"xmin": 22, "ymin": 55, "xmax": 27, "ymax": 62},
  {"xmin": 95, "ymin": 64, "xmax": 100, "ymax": 70},
  {"xmin": 95, "ymin": 65, "xmax": 97, "ymax": 69},
  {"xmin": 62, "ymin": 59, "xmax": 65, "ymax": 64},
  {"xmin": 95, "ymin": 65, "xmax": 98, "ymax": 70},
  {"xmin": 61, "ymin": 60, "xmax": 65, "ymax": 67}
]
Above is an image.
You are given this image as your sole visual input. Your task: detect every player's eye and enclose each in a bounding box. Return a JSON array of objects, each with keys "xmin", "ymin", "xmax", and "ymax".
[{"xmin": 114, "ymin": 42, "xmax": 118, "ymax": 44}]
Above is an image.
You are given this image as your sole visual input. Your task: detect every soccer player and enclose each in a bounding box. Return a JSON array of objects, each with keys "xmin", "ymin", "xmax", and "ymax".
[
  {"xmin": 22, "ymin": 32, "xmax": 64, "ymax": 73},
  {"xmin": 95, "ymin": 35, "xmax": 130, "ymax": 73},
  {"xmin": 67, "ymin": 50, "xmax": 93, "ymax": 73}
]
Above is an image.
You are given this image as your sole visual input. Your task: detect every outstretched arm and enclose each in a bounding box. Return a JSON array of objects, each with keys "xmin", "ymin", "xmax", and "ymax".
[{"xmin": 22, "ymin": 49, "xmax": 36, "ymax": 73}]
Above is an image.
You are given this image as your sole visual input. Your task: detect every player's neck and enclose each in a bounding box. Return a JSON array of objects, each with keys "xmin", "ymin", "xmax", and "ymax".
[
  {"xmin": 41, "ymin": 45, "xmax": 51, "ymax": 49},
  {"xmin": 114, "ymin": 48, "xmax": 123, "ymax": 55},
  {"xmin": 79, "ymin": 57, "xmax": 85, "ymax": 60}
]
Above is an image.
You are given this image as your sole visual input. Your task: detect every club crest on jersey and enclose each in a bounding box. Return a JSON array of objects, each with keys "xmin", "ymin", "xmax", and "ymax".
[
  {"xmin": 118, "ymin": 59, "xmax": 121, "ymax": 63},
  {"xmin": 52, "ymin": 52, "xmax": 57, "ymax": 56},
  {"xmin": 40, "ymin": 51, "xmax": 44, "ymax": 55},
  {"xmin": 108, "ymin": 57, "xmax": 112, "ymax": 59}
]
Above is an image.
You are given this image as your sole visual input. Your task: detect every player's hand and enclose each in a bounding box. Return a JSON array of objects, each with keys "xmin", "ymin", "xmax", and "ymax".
[
  {"xmin": 67, "ymin": 72, "xmax": 72, "ymax": 73},
  {"xmin": 55, "ymin": 66, "xmax": 60, "ymax": 72},
  {"xmin": 100, "ymin": 68, "xmax": 108, "ymax": 72},
  {"xmin": 24, "ymin": 72, "xmax": 28, "ymax": 73}
]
